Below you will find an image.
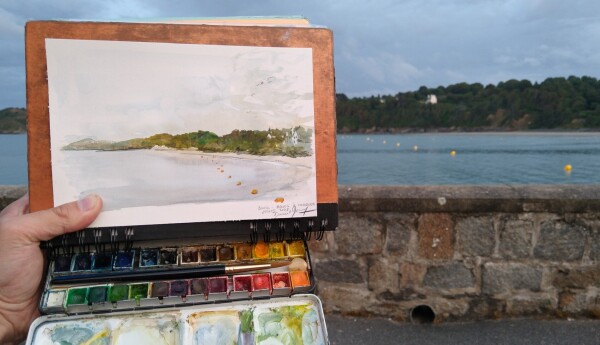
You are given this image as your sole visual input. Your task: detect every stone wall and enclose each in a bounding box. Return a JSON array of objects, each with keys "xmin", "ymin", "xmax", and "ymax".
[
  {"xmin": 308, "ymin": 185, "xmax": 600, "ymax": 321},
  {"xmin": 2, "ymin": 184, "xmax": 599, "ymax": 321}
]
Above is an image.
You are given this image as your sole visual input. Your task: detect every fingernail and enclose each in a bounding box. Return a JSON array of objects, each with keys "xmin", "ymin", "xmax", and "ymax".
[{"xmin": 77, "ymin": 194, "xmax": 98, "ymax": 212}]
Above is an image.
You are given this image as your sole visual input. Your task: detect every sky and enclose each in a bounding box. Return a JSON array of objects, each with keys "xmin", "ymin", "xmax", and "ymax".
[{"xmin": 2, "ymin": 0, "xmax": 600, "ymax": 109}]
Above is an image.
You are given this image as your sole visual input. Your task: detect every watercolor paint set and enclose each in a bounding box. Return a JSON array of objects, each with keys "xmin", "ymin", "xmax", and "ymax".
[
  {"xmin": 41, "ymin": 240, "xmax": 315, "ymax": 314},
  {"xmin": 25, "ymin": 18, "xmax": 337, "ymax": 345}
]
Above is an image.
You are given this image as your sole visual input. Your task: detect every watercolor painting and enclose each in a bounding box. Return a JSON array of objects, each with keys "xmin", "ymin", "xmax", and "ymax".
[{"xmin": 45, "ymin": 38, "xmax": 317, "ymax": 227}]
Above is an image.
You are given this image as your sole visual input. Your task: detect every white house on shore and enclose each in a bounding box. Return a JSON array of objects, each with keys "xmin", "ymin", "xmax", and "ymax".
[{"xmin": 426, "ymin": 94, "xmax": 438, "ymax": 104}]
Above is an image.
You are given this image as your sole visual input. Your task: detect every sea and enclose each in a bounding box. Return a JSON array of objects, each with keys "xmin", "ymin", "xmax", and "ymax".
[{"xmin": 2, "ymin": 132, "xmax": 600, "ymax": 186}]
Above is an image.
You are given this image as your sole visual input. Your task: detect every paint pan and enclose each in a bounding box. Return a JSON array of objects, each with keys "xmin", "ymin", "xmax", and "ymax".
[
  {"xmin": 129, "ymin": 283, "xmax": 149, "ymax": 300},
  {"xmin": 199, "ymin": 247, "xmax": 217, "ymax": 262},
  {"xmin": 217, "ymin": 245, "xmax": 235, "ymax": 261},
  {"xmin": 252, "ymin": 273, "xmax": 272, "ymax": 298},
  {"xmin": 92, "ymin": 253, "xmax": 113, "ymax": 271},
  {"xmin": 181, "ymin": 247, "xmax": 199, "ymax": 265},
  {"xmin": 207, "ymin": 276, "xmax": 228, "ymax": 300},
  {"xmin": 290, "ymin": 271, "xmax": 311, "ymax": 291},
  {"xmin": 234, "ymin": 275, "xmax": 253, "ymax": 291},
  {"xmin": 287, "ymin": 241, "xmax": 306, "ymax": 257},
  {"xmin": 42, "ymin": 289, "xmax": 66, "ymax": 313},
  {"xmin": 160, "ymin": 248, "xmax": 178, "ymax": 266},
  {"xmin": 170, "ymin": 280, "xmax": 189, "ymax": 297},
  {"xmin": 150, "ymin": 281, "xmax": 170, "ymax": 298},
  {"xmin": 235, "ymin": 243, "xmax": 253, "ymax": 261},
  {"xmin": 53, "ymin": 255, "xmax": 71, "ymax": 273},
  {"xmin": 66, "ymin": 287, "xmax": 88, "ymax": 306},
  {"xmin": 269, "ymin": 242, "xmax": 286, "ymax": 259},
  {"xmin": 139, "ymin": 248, "xmax": 159, "ymax": 267},
  {"xmin": 188, "ymin": 278, "xmax": 208, "ymax": 303},
  {"xmin": 271, "ymin": 272, "xmax": 292, "ymax": 296},
  {"xmin": 71, "ymin": 253, "xmax": 92, "ymax": 271},
  {"xmin": 108, "ymin": 284, "xmax": 130, "ymax": 303},
  {"xmin": 253, "ymin": 242, "xmax": 270, "ymax": 259},
  {"xmin": 87, "ymin": 286, "xmax": 108, "ymax": 304},
  {"xmin": 113, "ymin": 250, "xmax": 135, "ymax": 270}
]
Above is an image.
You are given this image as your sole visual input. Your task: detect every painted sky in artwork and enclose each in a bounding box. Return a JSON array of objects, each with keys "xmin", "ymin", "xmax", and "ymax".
[{"xmin": 45, "ymin": 38, "xmax": 314, "ymax": 147}]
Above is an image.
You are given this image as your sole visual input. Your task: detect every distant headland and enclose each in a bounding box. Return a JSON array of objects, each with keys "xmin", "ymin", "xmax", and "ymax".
[
  {"xmin": 337, "ymin": 75, "xmax": 600, "ymax": 133},
  {"xmin": 0, "ymin": 107, "xmax": 26, "ymax": 134}
]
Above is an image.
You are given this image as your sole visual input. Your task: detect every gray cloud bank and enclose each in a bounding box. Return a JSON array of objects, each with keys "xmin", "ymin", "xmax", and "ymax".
[{"xmin": 2, "ymin": 0, "xmax": 600, "ymax": 108}]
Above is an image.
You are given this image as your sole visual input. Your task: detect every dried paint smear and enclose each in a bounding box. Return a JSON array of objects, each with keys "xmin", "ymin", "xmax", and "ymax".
[
  {"xmin": 187, "ymin": 311, "xmax": 240, "ymax": 345},
  {"xmin": 34, "ymin": 315, "xmax": 179, "ymax": 345},
  {"xmin": 255, "ymin": 304, "xmax": 323, "ymax": 345}
]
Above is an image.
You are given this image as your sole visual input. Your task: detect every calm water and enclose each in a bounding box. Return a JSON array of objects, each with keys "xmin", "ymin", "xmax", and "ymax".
[
  {"xmin": 337, "ymin": 133, "xmax": 600, "ymax": 185},
  {"xmin": 0, "ymin": 134, "xmax": 27, "ymax": 185},
  {"xmin": 2, "ymin": 133, "xmax": 600, "ymax": 185}
]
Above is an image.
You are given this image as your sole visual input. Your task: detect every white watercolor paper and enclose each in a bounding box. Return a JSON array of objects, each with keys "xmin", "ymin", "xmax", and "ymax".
[{"xmin": 45, "ymin": 38, "xmax": 316, "ymax": 227}]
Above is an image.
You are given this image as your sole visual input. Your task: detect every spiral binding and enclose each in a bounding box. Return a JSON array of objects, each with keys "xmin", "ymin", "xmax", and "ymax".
[
  {"xmin": 76, "ymin": 231, "xmax": 88, "ymax": 254},
  {"xmin": 249, "ymin": 221, "xmax": 258, "ymax": 244},
  {"xmin": 110, "ymin": 228, "xmax": 119, "ymax": 253},
  {"xmin": 263, "ymin": 221, "xmax": 272, "ymax": 243},
  {"xmin": 44, "ymin": 214, "xmax": 333, "ymax": 257},
  {"xmin": 304, "ymin": 219, "xmax": 315, "ymax": 241},
  {"xmin": 276, "ymin": 221, "xmax": 286, "ymax": 242},
  {"xmin": 291, "ymin": 221, "xmax": 302, "ymax": 241},
  {"xmin": 93, "ymin": 229, "xmax": 105, "ymax": 255},
  {"xmin": 124, "ymin": 227, "xmax": 134, "ymax": 251}
]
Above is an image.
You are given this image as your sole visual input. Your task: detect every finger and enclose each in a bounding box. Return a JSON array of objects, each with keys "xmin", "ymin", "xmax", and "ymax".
[
  {"xmin": 19, "ymin": 194, "xmax": 102, "ymax": 242},
  {"xmin": 0, "ymin": 193, "xmax": 30, "ymax": 218}
]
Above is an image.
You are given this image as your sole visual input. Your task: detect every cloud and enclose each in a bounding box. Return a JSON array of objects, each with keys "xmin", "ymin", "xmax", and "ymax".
[{"xmin": 2, "ymin": 0, "xmax": 600, "ymax": 107}]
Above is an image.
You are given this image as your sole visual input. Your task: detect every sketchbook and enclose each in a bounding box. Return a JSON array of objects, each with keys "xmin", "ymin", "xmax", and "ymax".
[{"xmin": 25, "ymin": 18, "xmax": 337, "ymax": 241}]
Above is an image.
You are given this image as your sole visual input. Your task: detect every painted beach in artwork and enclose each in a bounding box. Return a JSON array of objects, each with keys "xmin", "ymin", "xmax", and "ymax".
[
  {"xmin": 44, "ymin": 38, "xmax": 317, "ymax": 227},
  {"xmin": 28, "ymin": 297, "xmax": 327, "ymax": 345}
]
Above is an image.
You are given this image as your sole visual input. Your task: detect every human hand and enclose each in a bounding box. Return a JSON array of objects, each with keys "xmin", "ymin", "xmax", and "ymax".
[{"xmin": 0, "ymin": 193, "xmax": 102, "ymax": 344}]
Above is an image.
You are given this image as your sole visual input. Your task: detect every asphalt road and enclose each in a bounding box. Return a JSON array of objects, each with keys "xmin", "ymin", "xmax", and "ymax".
[{"xmin": 326, "ymin": 314, "xmax": 600, "ymax": 345}]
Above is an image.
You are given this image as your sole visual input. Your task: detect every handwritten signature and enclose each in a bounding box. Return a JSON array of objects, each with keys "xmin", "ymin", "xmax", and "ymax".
[{"xmin": 260, "ymin": 204, "xmax": 317, "ymax": 218}]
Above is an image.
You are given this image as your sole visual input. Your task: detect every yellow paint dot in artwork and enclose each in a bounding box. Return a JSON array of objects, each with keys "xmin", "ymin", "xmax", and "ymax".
[
  {"xmin": 274, "ymin": 197, "xmax": 285, "ymax": 203},
  {"xmin": 564, "ymin": 164, "xmax": 572, "ymax": 172},
  {"xmin": 251, "ymin": 189, "xmax": 258, "ymax": 194},
  {"xmin": 450, "ymin": 150, "xmax": 456, "ymax": 156}
]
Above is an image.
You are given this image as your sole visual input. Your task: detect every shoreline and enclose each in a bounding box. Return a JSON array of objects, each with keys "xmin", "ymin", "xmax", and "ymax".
[{"xmin": 149, "ymin": 147, "xmax": 315, "ymax": 169}]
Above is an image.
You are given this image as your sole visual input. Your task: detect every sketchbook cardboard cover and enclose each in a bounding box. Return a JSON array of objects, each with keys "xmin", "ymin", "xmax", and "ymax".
[{"xmin": 25, "ymin": 20, "xmax": 337, "ymax": 231}]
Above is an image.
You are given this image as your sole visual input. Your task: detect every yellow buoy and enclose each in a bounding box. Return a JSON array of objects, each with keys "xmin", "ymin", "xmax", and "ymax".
[
  {"xmin": 413, "ymin": 145, "xmax": 418, "ymax": 151},
  {"xmin": 383, "ymin": 140, "xmax": 387, "ymax": 144},
  {"xmin": 396, "ymin": 142, "xmax": 400, "ymax": 147},
  {"xmin": 450, "ymin": 150, "xmax": 456, "ymax": 157},
  {"xmin": 564, "ymin": 164, "xmax": 572, "ymax": 172}
]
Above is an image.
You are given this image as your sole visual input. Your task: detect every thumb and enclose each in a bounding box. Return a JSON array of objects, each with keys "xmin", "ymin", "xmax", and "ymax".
[{"xmin": 20, "ymin": 194, "xmax": 103, "ymax": 243}]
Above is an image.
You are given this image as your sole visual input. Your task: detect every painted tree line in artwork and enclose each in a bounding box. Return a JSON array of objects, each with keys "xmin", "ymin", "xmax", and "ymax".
[
  {"xmin": 336, "ymin": 75, "xmax": 600, "ymax": 132},
  {"xmin": 62, "ymin": 127, "xmax": 313, "ymax": 158}
]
